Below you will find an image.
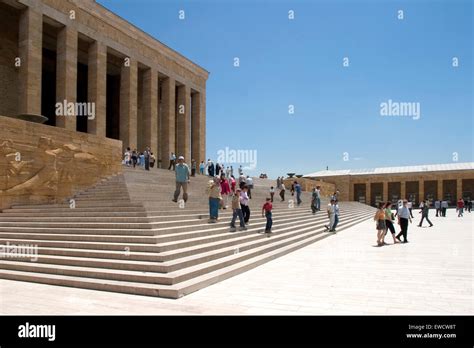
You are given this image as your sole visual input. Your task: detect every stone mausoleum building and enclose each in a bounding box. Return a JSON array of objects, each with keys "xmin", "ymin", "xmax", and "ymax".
[
  {"xmin": 304, "ymin": 162, "xmax": 474, "ymax": 206},
  {"xmin": 0, "ymin": 0, "xmax": 208, "ymax": 166},
  {"xmin": 0, "ymin": 0, "xmax": 208, "ymax": 209}
]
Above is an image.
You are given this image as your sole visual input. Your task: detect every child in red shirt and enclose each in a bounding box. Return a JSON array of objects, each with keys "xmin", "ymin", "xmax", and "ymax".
[{"xmin": 262, "ymin": 198, "xmax": 273, "ymax": 235}]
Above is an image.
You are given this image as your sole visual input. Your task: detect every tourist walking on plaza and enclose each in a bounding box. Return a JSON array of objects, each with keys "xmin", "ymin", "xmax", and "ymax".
[
  {"xmin": 418, "ymin": 200, "xmax": 433, "ymax": 227},
  {"xmin": 374, "ymin": 202, "xmax": 386, "ymax": 246},
  {"xmin": 191, "ymin": 159, "xmax": 196, "ymax": 177},
  {"xmin": 269, "ymin": 186, "xmax": 275, "ymax": 202},
  {"xmin": 382, "ymin": 202, "xmax": 399, "ymax": 244},
  {"xmin": 172, "ymin": 156, "xmax": 190, "ymax": 203},
  {"xmin": 239, "ymin": 173, "xmax": 246, "ymax": 188},
  {"xmin": 207, "ymin": 177, "xmax": 221, "ymax": 223},
  {"xmin": 435, "ymin": 200, "xmax": 441, "ymax": 217},
  {"xmin": 325, "ymin": 199, "xmax": 336, "ymax": 232},
  {"xmin": 294, "ymin": 181, "xmax": 302, "ymax": 206},
  {"xmin": 290, "ymin": 182, "xmax": 295, "ymax": 196},
  {"xmin": 220, "ymin": 174, "xmax": 231, "ymax": 209},
  {"xmin": 441, "ymin": 200, "xmax": 448, "ymax": 217},
  {"xmin": 199, "ymin": 161, "xmax": 205, "ymax": 175},
  {"xmin": 468, "ymin": 200, "xmax": 472, "ymax": 213},
  {"xmin": 246, "ymin": 176, "xmax": 254, "ymax": 199},
  {"xmin": 407, "ymin": 200, "xmax": 414, "ymax": 218},
  {"xmin": 229, "ymin": 188, "xmax": 246, "ymax": 232},
  {"xmin": 240, "ymin": 186, "xmax": 251, "ymax": 224},
  {"xmin": 396, "ymin": 200, "xmax": 412, "ymax": 243},
  {"xmin": 276, "ymin": 177, "xmax": 281, "ymax": 190},
  {"xmin": 280, "ymin": 182, "xmax": 286, "ymax": 201},
  {"xmin": 457, "ymin": 198, "xmax": 464, "ymax": 217},
  {"xmin": 262, "ymin": 197, "xmax": 273, "ymax": 235}
]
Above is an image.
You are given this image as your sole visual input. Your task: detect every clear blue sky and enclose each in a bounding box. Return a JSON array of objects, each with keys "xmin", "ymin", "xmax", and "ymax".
[{"xmin": 99, "ymin": 0, "xmax": 472, "ymax": 178}]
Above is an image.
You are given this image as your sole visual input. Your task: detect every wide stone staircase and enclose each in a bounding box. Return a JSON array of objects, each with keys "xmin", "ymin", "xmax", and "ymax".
[{"xmin": 0, "ymin": 167, "xmax": 375, "ymax": 298}]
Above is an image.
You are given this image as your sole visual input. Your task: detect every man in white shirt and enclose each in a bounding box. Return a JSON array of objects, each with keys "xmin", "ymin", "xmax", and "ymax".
[
  {"xmin": 245, "ymin": 176, "xmax": 254, "ymax": 199},
  {"xmin": 325, "ymin": 199, "xmax": 336, "ymax": 232},
  {"xmin": 407, "ymin": 200, "xmax": 414, "ymax": 218}
]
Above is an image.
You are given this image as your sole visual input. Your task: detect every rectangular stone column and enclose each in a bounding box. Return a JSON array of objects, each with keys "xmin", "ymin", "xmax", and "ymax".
[
  {"xmin": 160, "ymin": 77, "xmax": 175, "ymax": 167},
  {"xmin": 401, "ymin": 181, "xmax": 406, "ymax": 200},
  {"xmin": 419, "ymin": 180, "xmax": 425, "ymax": 201},
  {"xmin": 120, "ymin": 58, "xmax": 138, "ymax": 150},
  {"xmin": 456, "ymin": 178, "xmax": 462, "ymax": 200},
  {"xmin": 176, "ymin": 84, "xmax": 191, "ymax": 162},
  {"xmin": 142, "ymin": 68, "xmax": 158, "ymax": 153},
  {"xmin": 366, "ymin": 181, "xmax": 371, "ymax": 206},
  {"xmin": 383, "ymin": 181, "xmax": 388, "ymax": 202},
  {"xmin": 192, "ymin": 91, "xmax": 205, "ymax": 165},
  {"xmin": 87, "ymin": 41, "xmax": 107, "ymax": 137},
  {"xmin": 437, "ymin": 180, "xmax": 443, "ymax": 200},
  {"xmin": 18, "ymin": 7, "xmax": 42, "ymax": 115},
  {"xmin": 56, "ymin": 25, "xmax": 78, "ymax": 130},
  {"xmin": 199, "ymin": 90, "xmax": 206, "ymax": 164}
]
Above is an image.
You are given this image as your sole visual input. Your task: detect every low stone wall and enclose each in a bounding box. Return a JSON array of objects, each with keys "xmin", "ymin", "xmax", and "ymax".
[
  {"xmin": 0, "ymin": 115, "xmax": 122, "ymax": 210},
  {"xmin": 283, "ymin": 178, "xmax": 335, "ymax": 198}
]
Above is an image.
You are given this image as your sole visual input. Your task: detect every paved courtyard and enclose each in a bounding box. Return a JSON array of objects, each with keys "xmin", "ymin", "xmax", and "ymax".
[{"xmin": 0, "ymin": 209, "xmax": 472, "ymax": 315}]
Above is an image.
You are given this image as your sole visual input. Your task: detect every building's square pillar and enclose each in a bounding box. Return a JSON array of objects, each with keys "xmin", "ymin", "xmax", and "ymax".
[
  {"xmin": 56, "ymin": 25, "xmax": 78, "ymax": 130},
  {"xmin": 87, "ymin": 41, "xmax": 107, "ymax": 137},
  {"xmin": 160, "ymin": 77, "xmax": 176, "ymax": 167},
  {"xmin": 176, "ymin": 84, "xmax": 191, "ymax": 162},
  {"xmin": 18, "ymin": 7, "xmax": 42, "ymax": 115},
  {"xmin": 120, "ymin": 58, "xmax": 138, "ymax": 150}
]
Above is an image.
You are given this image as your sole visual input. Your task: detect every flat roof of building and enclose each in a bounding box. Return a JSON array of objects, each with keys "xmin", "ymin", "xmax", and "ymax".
[{"xmin": 304, "ymin": 162, "xmax": 474, "ymax": 178}]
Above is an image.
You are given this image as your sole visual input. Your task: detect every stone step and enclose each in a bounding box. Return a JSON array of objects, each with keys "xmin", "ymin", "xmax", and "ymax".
[{"xmin": 0, "ymin": 214, "xmax": 371, "ymax": 297}]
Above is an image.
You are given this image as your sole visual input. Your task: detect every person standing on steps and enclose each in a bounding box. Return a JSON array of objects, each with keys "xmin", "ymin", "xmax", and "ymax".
[
  {"xmin": 276, "ymin": 177, "xmax": 281, "ymax": 190},
  {"xmin": 149, "ymin": 152, "xmax": 156, "ymax": 168},
  {"xmin": 332, "ymin": 200, "xmax": 340, "ymax": 232},
  {"xmin": 294, "ymin": 181, "xmax": 302, "ymax": 206},
  {"xmin": 280, "ymin": 182, "xmax": 286, "ymax": 202},
  {"xmin": 144, "ymin": 147, "xmax": 150, "ymax": 171},
  {"xmin": 240, "ymin": 185, "xmax": 251, "ymax": 225},
  {"xmin": 124, "ymin": 147, "xmax": 131, "ymax": 167},
  {"xmin": 269, "ymin": 186, "xmax": 275, "ymax": 203},
  {"xmin": 382, "ymin": 202, "xmax": 400, "ymax": 244},
  {"xmin": 396, "ymin": 200, "xmax": 412, "ymax": 243},
  {"xmin": 191, "ymin": 159, "xmax": 196, "ymax": 177},
  {"xmin": 229, "ymin": 188, "xmax": 246, "ymax": 232},
  {"xmin": 315, "ymin": 186, "xmax": 321, "ymax": 211},
  {"xmin": 168, "ymin": 152, "xmax": 176, "ymax": 171},
  {"xmin": 325, "ymin": 199, "xmax": 336, "ymax": 232},
  {"xmin": 172, "ymin": 156, "xmax": 190, "ymax": 203},
  {"xmin": 374, "ymin": 202, "xmax": 386, "ymax": 246},
  {"xmin": 230, "ymin": 175, "xmax": 236, "ymax": 193},
  {"xmin": 207, "ymin": 177, "xmax": 221, "ymax": 223},
  {"xmin": 418, "ymin": 200, "xmax": 433, "ymax": 227},
  {"xmin": 220, "ymin": 174, "xmax": 231, "ymax": 209},
  {"xmin": 246, "ymin": 176, "xmax": 254, "ymax": 199},
  {"xmin": 199, "ymin": 161, "xmax": 205, "ymax": 175},
  {"xmin": 262, "ymin": 197, "xmax": 273, "ymax": 235},
  {"xmin": 311, "ymin": 188, "xmax": 318, "ymax": 214},
  {"xmin": 131, "ymin": 149, "xmax": 138, "ymax": 168},
  {"xmin": 207, "ymin": 159, "xmax": 215, "ymax": 177}
]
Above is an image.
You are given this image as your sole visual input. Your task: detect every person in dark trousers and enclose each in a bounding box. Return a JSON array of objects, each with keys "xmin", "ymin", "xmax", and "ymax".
[
  {"xmin": 168, "ymin": 152, "xmax": 176, "ymax": 170},
  {"xmin": 294, "ymin": 181, "xmax": 302, "ymax": 206},
  {"xmin": 418, "ymin": 200, "xmax": 433, "ymax": 227},
  {"xmin": 144, "ymin": 147, "xmax": 150, "ymax": 171},
  {"xmin": 191, "ymin": 159, "xmax": 196, "ymax": 177},
  {"xmin": 240, "ymin": 185, "xmax": 251, "ymax": 225},
  {"xmin": 262, "ymin": 197, "xmax": 273, "ymax": 235},
  {"xmin": 311, "ymin": 187, "xmax": 318, "ymax": 214},
  {"xmin": 280, "ymin": 183, "xmax": 286, "ymax": 202},
  {"xmin": 441, "ymin": 200, "xmax": 448, "ymax": 217},
  {"xmin": 229, "ymin": 188, "xmax": 246, "ymax": 232},
  {"xmin": 131, "ymin": 149, "xmax": 138, "ymax": 168},
  {"xmin": 269, "ymin": 186, "xmax": 275, "ymax": 203},
  {"xmin": 457, "ymin": 198, "xmax": 465, "ymax": 217},
  {"xmin": 407, "ymin": 200, "xmax": 414, "ymax": 218},
  {"xmin": 382, "ymin": 202, "xmax": 400, "ymax": 244},
  {"xmin": 396, "ymin": 200, "xmax": 412, "ymax": 243}
]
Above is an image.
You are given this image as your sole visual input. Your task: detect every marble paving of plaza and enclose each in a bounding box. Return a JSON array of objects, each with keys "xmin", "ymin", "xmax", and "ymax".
[{"xmin": 0, "ymin": 209, "xmax": 472, "ymax": 315}]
